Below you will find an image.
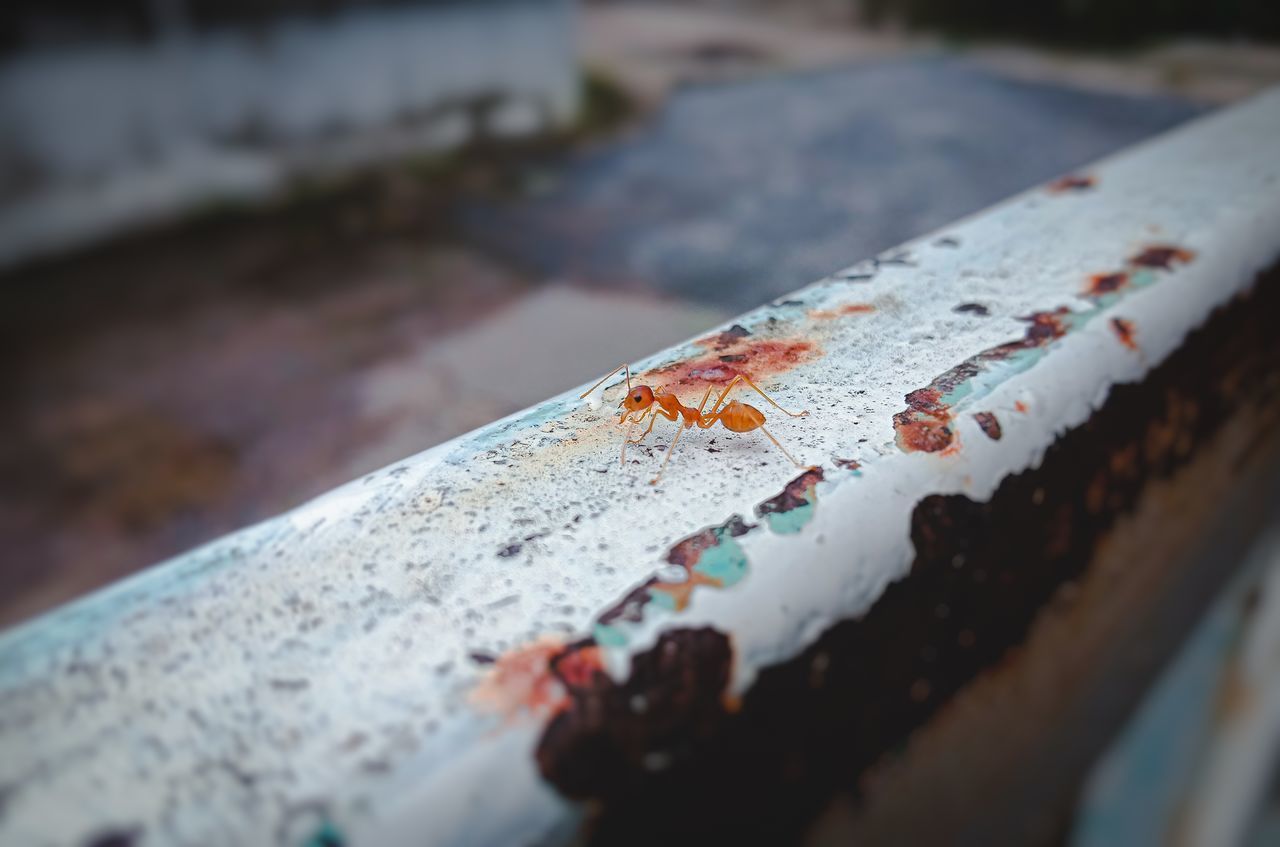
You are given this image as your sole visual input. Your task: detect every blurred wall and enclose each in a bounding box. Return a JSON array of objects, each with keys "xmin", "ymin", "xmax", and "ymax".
[{"xmin": 0, "ymin": 0, "xmax": 578, "ymax": 267}]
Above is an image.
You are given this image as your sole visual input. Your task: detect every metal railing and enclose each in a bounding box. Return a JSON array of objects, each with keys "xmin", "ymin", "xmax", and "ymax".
[{"xmin": 2, "ymin": 87, "xmax": 1280, "ymax": 847}]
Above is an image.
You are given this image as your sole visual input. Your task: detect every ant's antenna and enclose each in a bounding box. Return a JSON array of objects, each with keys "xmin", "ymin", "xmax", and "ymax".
[{"xmin": 579, "ymin": 363, "xmax": 632, "ymax": 400}]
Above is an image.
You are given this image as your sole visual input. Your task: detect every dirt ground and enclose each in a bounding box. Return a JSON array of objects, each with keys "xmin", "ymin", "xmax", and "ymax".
[{"xmin": 3, "ymin": 3, "xmax": 1279, "ymax": 629}]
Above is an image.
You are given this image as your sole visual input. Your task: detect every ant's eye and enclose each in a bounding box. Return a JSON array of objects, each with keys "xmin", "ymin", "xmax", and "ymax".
[{"xmin": 633, "ymin": 394, "xmax": 641, "ymax": 401}]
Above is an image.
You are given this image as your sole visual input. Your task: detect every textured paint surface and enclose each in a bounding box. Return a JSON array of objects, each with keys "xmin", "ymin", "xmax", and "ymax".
[{"xmin": 1, "ymin": 90, "xmax": 1279, "ymax": 847}]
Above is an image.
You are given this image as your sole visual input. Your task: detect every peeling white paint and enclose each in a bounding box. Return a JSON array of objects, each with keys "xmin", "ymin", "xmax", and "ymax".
[{"xmin": 2, "ymin": 89, "xmax": 1280, "ymax": 847}]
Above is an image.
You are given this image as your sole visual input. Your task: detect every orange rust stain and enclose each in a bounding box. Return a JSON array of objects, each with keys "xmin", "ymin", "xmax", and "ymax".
[
  {"xmin": 808, "ymin": 303, "xmax": 876, "ymax": 320},
  {"xmin": 553, "ymin": 644, "xmax": 606, "ymax": 690},
  {"xmin": 649, "ymin": 572, "xmax": 719, "ymax": 612},
  {"xmin": 1047, "ymin": 174, "xmax": 1095, "ymax": 193},
  {"xmin": 1014, "ymin": 401, "xmax": 1029, "ymax": 413},
  {"xmin": 652, "ymin": 337, "xmax": 818, "ymax": 391},
  {"xmin": 1086, "ymin": 272, "xmax": 1129, "ymax": 297},
  {"xmin": 973, "ymin": 411, "xmax": 1002, "ymax": 440},
  {"xmin": 894, "ymin": 387, "xmax": 956, "ymax": 453},
  {"xmin": 1130, "ymin": 245, "xmax": 1196, "ymax": 269},
  {"xmin": 1023, "ymin": 309, "xmax": 1070, "ymax": 343},
  {"xmin": 470, "ymin": 638, "xmax": 603, "ymax": 721},
  {"xmin": 1111, "ymin": 317, "xmax": 1138, "ymax": 350},
  {"xmin": 892, "ymin": 309, "xmax": 1070, "ymax": 454},
  {"xmin": 894, "ymin": 413, "xmax": 954, "ymax": 454}
]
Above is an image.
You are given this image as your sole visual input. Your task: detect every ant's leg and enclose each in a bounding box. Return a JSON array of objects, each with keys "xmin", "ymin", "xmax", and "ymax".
[
  {"xmin": 712, "ymin": 375, "xmax": 809, "ymax": 418},
  {"xmin": 759, "ymin": 426, "xmax": 804, "ymax": 468},
  {"xmin": 650, "ymin": 423, "xmax": 687, "ymax": 485},
  {"xmin": 620, "ymin": 420, "xmax": 635, "ymax": 467},
  {"xmin": 693, "ymin": 384, "xmax": 720, "ymax": 414},
  {"xmin": 626, "ymin": 408, "xmax": 660, "ymax": 443},
  {"xmin": 694, "ymin": 384, "xmax": 733, "ymax": 429}
]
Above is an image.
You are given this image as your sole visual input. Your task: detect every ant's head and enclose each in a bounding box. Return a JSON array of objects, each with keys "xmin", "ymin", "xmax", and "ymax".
[{"xmin": 618, "ymin": 384, "xmax": 654, "ymax": 420}]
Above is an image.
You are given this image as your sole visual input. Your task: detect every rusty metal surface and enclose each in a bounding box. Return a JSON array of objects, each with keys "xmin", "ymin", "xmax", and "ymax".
[{"xmin": 2, "ymin": 90, "xmax": 1280, "ymax": 846}]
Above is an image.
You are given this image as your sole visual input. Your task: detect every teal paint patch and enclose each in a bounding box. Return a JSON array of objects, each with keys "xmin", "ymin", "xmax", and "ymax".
[
  {"xmin": 763, "ymin": 499, "xmax": 816, "ymax": 534},
  {"xmin": 691, "ymin": 538, "xmax": 749, "ymax": 585},
  {"xmin": 592, "ymin": 622, "xmax": 628, "ymax": 647},
  {"xmin": 646, "ymin": 587, "xmax": 680, "ymax": 611},
  {"xmin": 756, "ymin": 468, "xmax": 825, "ymax": 535},
  {"xmin": 591, "ymin": 515, "xmax": 756, "ymax": 647},
  {"xmin": 303, "ymin": 821, "xmax": 345, "ymax": 847}
]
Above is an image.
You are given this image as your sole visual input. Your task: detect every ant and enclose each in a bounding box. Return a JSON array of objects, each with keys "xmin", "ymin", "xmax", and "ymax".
[{"xmin": 580, "ymin": 363, "xmax": 810, "ymax": 484}]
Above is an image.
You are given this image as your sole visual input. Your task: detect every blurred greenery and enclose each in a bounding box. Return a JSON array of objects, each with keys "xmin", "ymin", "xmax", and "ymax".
[{"xmin": 861, "ymin": 0, "xmax": 1280, "ymax": 46}]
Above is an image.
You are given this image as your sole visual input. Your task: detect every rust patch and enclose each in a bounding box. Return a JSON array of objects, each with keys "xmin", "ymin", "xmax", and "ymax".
[
  {"xmin": 1086, "ymin": 272, "xmax": 1129, "ymax": 297},
  {"xmin": 834, "ymin": 457, "xmax": 861, "ymax": 471},
  {"xmin": 893, "ymin": 309, "xmax": 1069, "ymax": 453},
  {"xmin": 652, "ymin": 337, "xmax": 818, "ymax": 391},
  {"xmin": 973, "ymin": 412, "xmax": 1002, "ymax": 440},
  {"xmin": 894, "ymin": 409, "xmax": 956, "ymax": 454},
  {"xmin": 1047, "ymin": 174, "xmax": 1095, "ymax": 193},
  {"xmin": 808, "ymin": 303, "xmax": 875, "ymax": 320},
  {"xmin": 1130, "ymin": 245, "xmax": 1196, "ymax": 270},
  {"xmin": 1111, "ymin": 317, "xmax": 1138, "ymax": 350},
  {"xmin": 1015, "ymin": 401, "xmax": 1029, "ymax": 414},
  {"xmin": 471, "ymin": 637, "xmax": 605, "ymax": 722},
  {"xmin": 537, "ymin": 627, "xmax": 734, "ymax": 798}
]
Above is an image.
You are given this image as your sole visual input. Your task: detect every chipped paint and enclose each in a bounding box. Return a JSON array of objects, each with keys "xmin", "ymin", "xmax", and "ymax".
[
  {"xmin": 755, "ymin": 467, "xmax": 825, "ymax": 534},
  {"xmin": 894, "ymin": 244, "xmax": 1194, "ymax": 453},
  {"xmin": 1131, "ymin": 245, "xmax": 1196, "ymax": 270},
  {"xmin": 1047, "ymin": 173, "xmax": 1097, "ymax": 193},
  {"xmin": 1112, "ymin": 317, "xmax": 1138, "ymax": 351},
  {"xmin": 593, "ymin": 516, "xmax": 754, "ymax": 647},
  {"xmin": 3, "ymin": 88, "xmax": 1280, "ymax": 847},
  {"xmin": 973, "ymin": 411, "xmax": 1003, "ymax": 440}
]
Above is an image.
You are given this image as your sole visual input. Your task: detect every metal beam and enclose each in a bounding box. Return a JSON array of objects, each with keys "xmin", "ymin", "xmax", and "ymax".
[{"xmin": 3, "ymin": 88, "xmax": 1280, "ymax": 847}]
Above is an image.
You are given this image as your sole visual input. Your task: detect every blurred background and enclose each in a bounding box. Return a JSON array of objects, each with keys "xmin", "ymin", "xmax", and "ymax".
[{"xmin": 2, "ymin": 0, "xmax": 1278, "ymax": 630}]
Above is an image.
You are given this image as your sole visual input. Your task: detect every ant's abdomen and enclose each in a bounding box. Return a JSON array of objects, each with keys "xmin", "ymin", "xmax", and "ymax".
[{"xmin": 719, "ymin": 401, "xmax": 765, "ymax": 432}]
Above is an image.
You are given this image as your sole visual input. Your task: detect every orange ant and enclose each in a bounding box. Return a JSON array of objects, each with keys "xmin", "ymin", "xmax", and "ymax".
[{"xmin": 580, "ymin": 363, "xmax": 810, "ymax": 484}]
